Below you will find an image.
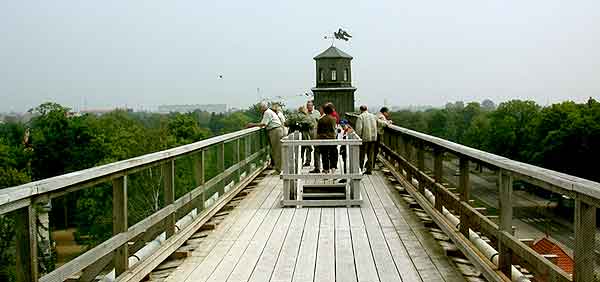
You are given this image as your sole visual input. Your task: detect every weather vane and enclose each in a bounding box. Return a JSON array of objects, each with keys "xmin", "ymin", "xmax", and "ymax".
[{"xmin": 324, "ymin": 28, "xmax": 352, "ymax": 46}]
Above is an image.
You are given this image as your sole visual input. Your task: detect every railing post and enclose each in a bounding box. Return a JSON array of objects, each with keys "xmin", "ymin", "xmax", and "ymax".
[
  {"xmin": 458, "ymin": 158, "xmax": 471, "ymax": 237},
  {"xmin": 245, "ymin": 135, "xmax": 252, "ymax": 174},
  {"xmin": 235, "ymin": 138, "xmax": 240, "ymax": 182},
  {"xmin": 404, "ymin": 138, "xmax": 413, "ymax": 183},
  {"xmin": 112, "ymin": 176, "xmax": 128, "ymax": 276},
  {"xmin": 417, "ymin": 141, "xmax": 425, "ymax": 171},
  {"xmin": 15, "ymin": 205, "xmax": 38, "ymax": 282},
  {"xmin": 194, "ymin": 150, "xmax": 205, "ymax": 211},
  {"xmin": 573, "ymin": 198, "xmax": 596, "ymax": 282},
  {"xmin": 35, "ymin": 199, "xmax": 52, "ymax": 275},
  {"xmin": 282, "ymin": 140, "xmax": 290, "ymax": 203},
  {"xmin": 433, "ymin": 148, "xmax": 444, "ymax": 212},
  {"xmin": 217, "ymin": 142, "xmax": 225, "ymax": 195},
  {"xmin": 415, "ymin": 142, "xmax": 425, "ymax": 194},
  {"xmin": 349, "ymin": 134, "xmax": 361, "ymax": 201},
  {"xmin": 498, "ymin": 170, "xmax": 513, "ymax": 276},
  {"xmin": 163, "ymin": 160, "xmax": 175, "ymax": 238},
  {"xmin": 433, "ymin": 148, "xmax": 443, "ymax": 182}
]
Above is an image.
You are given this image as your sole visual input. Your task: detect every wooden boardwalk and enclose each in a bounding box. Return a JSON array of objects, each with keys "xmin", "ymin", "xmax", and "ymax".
[{"xmin": 165, "ymin": 170, "xmax": 466, "ymax": 282}]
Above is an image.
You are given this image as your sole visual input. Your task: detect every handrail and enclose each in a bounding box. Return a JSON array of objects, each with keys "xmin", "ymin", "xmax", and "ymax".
[
  {"xmin": 1, "ymin": 127, "xmax": 269, "ymax": 282},
  {"xmin": 385, "ymin": 124, "xmax": 600, "ymax": 201},
  {"xmin": 345, "ymin": 112, "xmax": 597, "ymax": 282},
  {"xmin": 0, "ymin": 127, "xmax": 263, "ymax": 214}
]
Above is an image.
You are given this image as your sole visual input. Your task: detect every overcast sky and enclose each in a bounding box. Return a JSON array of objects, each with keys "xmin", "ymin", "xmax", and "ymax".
[{"xmin": 1, "ymin": 1, "xmax": 599, "ymax": 112}]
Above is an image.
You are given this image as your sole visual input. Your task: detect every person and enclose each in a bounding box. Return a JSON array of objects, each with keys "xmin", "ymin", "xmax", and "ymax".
[
  {"xmin": 303, "ymin": 101, "xmax": 320, "ymax": 167},
  {"xmin": 272, "ymin": 102, "xmax": 287, "ymax": 136},
  {"xmin": 290, "ymin": 106, "xmax": 317, "ymax": 166},
  {"xmin": 376, "ymin": 107, "xmax": 393, "ymax": 157},
  {"xmin": 246, "ymin": 102, "xmax": 284, "ymax": 172},
  {"xmin": 355, "ymin": 105, "xmax": 378, "ymax": 174},
  {"xmin": 324, "ymin": 102, "xmax": 341, "ymax": 124},
  {"xmin": 338, "ymin": 119, "xmax": 354, "ymax": 175},
  {"xmin": 316, "ymin": 103, "xmax": 338, "ymax": 173}
]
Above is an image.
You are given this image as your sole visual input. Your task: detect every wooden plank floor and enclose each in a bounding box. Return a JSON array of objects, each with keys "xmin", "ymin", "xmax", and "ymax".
[{"xmin": 166, "ymin": 170, "xmax": 466, "ymax": 282}]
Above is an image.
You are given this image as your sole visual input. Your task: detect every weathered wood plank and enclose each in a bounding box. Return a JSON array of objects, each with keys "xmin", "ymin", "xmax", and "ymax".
[
  {"xmin": 15, "ymin": 205, "xmax": 38, "ymax": 282},
  {"xmin": 167, "ymin": 173, "xmax": 277, "ymax": 282},
  {"xmin": 314, "ymin": 208, "xmax": 335, "ymax": 282},
  {"xmin": 368, "ymin": 171, "xmax": 465, "ymax": 282},
  {"xmin": 112, "ymin": 176, "xmax": 128, "ymax": 275},
  {"xmin": 347, "ymin": 208, "xmax": 379, "ymax": 282},
  {"xmin": 246, "ymin": 209, "xmax": 295, "ymax": 282},
  {"xmin": 226, "ymin": 208, "xmax": 284, "ymax": 282},
  {"xmin": 269, "ymin": 208, "xmax": 308, "ymax": 282},
  {"xmin": 291, "ymin": 208, "xmax": 321, "ymax": 282},
  {"xmin": 334, "ymin": 208, "xmax": 358, "ymax": 282}
]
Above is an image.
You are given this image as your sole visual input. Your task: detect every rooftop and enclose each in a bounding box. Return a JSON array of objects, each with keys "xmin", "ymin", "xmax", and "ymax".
[{"xmin": 313, "ymin": 46, "xmax": 353, "ymax": 60}]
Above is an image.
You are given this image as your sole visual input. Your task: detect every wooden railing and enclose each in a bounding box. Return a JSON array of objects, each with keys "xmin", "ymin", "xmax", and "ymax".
[
  {"xmin": 346, "ymin": 113, "xmax": 598, "ymax": 282},
  {"xmin": 0, "ymin": 128, "xmax": 269, "ymax": 282},
  {"xmin": 280, "ymin": 131, "xmax": 363, "ymax": 207}
]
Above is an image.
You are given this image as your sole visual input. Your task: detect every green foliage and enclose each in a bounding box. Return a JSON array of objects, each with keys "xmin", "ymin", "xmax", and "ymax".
[
  {"xmin": 390, "ymin": 98, "xmax": 600, "ymax": 182},
  {"xmin": 0, "ymin": 102, "xmax": 258, "ymax": 277}
]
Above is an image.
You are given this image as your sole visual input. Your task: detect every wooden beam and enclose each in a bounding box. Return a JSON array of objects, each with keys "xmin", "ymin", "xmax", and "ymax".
[
  {"xmin": 15, "ymin": 205, "xmax": 38, "ymax": 282},
  {"xmin": 193, "ymin": 150, "xmax": 205, "ymax": 211},
  {"xmin": 497, "ymin": 171, "xmax": 513, "ymax": 277},
  {"xmin": 573, "ymin": 198, "xmax": 596, "ymax": 282},
  {"xmin": 459, "ymin": 158, "xmax": 471, "ymax": 236},
  {"xmin": 112, "ymin": 176, "xmax": 128, "ymax": 276},
  {"xmin": 163, "ymin": 160, "xmax": 175, "ymax": 238}
]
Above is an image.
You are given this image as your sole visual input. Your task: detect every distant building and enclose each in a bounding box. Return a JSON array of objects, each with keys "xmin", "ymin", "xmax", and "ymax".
[
  {"xmin": 311, "ymin": 46, "xmax": 356, "ymax": 115},
  {"xmin": 157, "ymin": 104, "xmax": 227, "ymax": 114}
]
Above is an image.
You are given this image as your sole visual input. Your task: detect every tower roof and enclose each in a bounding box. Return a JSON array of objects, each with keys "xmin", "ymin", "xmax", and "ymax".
[{"xmin": 314, "ymin": 46, "xmax": 353, "ymax": 60}]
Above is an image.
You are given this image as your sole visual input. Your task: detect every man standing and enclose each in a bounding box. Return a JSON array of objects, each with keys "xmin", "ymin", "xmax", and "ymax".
[
  {"xmin": 355, "ymin": 105, "xmax": 378, "ymax": 174},
  {"xmin": 247, "ymin": 102, "xmax": 284, "ymax": 172},
  {"xmin": 376, "ymin": 107, "xmax": 393, "ymax": 157},
  {"xmin": 307, "ymin": 101, "xmax": 323, "ymax": 172}
]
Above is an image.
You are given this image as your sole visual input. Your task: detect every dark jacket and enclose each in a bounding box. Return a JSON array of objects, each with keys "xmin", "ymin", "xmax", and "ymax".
[{"xmin": 317, "ymin": 115, "xmax": 337, "ymax": 139}]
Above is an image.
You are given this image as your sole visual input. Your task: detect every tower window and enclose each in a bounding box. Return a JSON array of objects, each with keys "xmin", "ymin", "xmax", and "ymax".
[
  {"xmin": 343, "ymin": 69, "xmax": 348, "ymax": 81},
  {"xmin": 331, "ymin": 69, "xmax": 337, "ymax": 81},
  {"xmin": 319, "ymin": 69, "xmax": 324, "ymax": 81}
]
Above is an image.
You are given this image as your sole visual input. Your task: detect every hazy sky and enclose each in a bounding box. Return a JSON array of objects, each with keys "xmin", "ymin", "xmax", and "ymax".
[{"xmin": 1, "ymin": 1, "xmax": 599, "ymax": 112}]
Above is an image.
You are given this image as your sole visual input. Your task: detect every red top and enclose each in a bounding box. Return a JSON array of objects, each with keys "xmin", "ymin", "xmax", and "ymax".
[{"xmin": 331, "ymin": 111, "xmax": 340, "ymax": 124}]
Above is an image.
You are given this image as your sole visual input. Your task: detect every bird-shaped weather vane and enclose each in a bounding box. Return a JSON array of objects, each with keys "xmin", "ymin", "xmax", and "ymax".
[{"xmin": 324, "ymin": 28, "xmax": 352, "ymax": 46}]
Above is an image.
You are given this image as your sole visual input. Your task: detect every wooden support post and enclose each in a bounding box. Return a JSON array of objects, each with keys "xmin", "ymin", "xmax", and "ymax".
[
  {"xmin": 15, "ymin": 205, "xmax": 38, "ymax": 282},
  {"xmin": 163, "ymin": 160, "xmax": 175, "ymax": 238},
  {"xmin": 234, "ymin": 139, "xmax": 240, "ymax": 182},
  {"xmin": 433, "ymin": 148, "xmax": 443, "ymax": 183},
  {"xmin": 349, "ymin": 135, "xmax": 361, "ymax": 201},
  {"xmin": 282, "ymin": 142, "xmax": 290, "ymax": 203},
  {"xmin": 403, "ymin": 139, "xmax": 413, "ymax": 183},
  {"xmin": 573, "ymin": 198, "xmax": 596, "ymax": 282},
  {"xmin": 498, "ymin": 170, "xmax": 513, "ymax": 276},
  {"xmin": 432, "ymin": 148, "xmax": 444, "ymax": 212},
  {"xmin": 217, "ymin": 142, "xmax": 225, "ymax": 195},
  {"xmin": 112, "ymin": 176, "xmax": 128, "ymax": 276},
  {"xmin": 194, "ymin": 150, "xmax": 205, "ymax": 211},
  {"xmin": 245, "ymin": 135, "xmax": 252, "ymax": 174},
  {"xmin": 458, "ymin": 158, "xmax": 471, "ymax": 236},
  {"xmin": 417, "ymin": 141, "xmax": 425, "ymax": 171}
]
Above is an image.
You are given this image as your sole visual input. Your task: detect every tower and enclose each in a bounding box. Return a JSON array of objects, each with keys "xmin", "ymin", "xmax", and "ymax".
[{"xmin": 312, "ymin": 46, "xmax": 357, "ymax": 115}]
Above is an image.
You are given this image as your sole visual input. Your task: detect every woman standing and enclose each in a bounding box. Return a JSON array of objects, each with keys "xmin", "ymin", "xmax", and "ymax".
[{"xmin": 317, "ymin": 103, "xmax": 338, "ymax": 173}]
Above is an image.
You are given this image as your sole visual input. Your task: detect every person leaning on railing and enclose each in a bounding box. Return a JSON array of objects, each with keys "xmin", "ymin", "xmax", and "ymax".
[
  {"xmin": 316, "ymin": 103, "xmax": 338, "ymax": 174},
  {"xmin": 246, "ymin": 101, "xmax": 284, "ymax": 172},
  {"xmin": 355, "ymin": 105, "xmax": 378, "ymax": 175},
  {"xmin": 376, "ymin": 107, "xmax": 393, "ymax": 157}
]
